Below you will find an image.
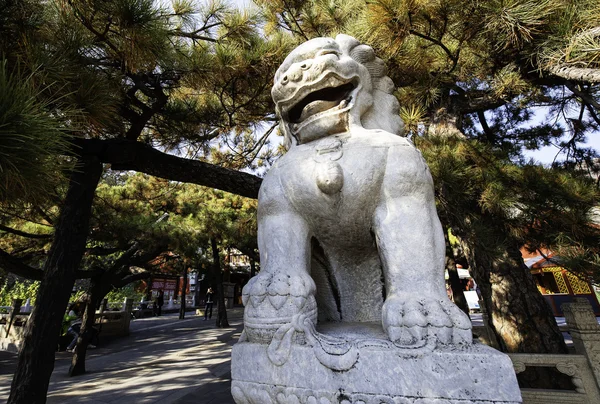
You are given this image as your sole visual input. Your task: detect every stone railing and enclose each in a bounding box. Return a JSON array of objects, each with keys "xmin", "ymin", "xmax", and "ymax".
[
  {"xmin": 95, "ymin": 298, "xmax": 134, "ymax": 338},
  {"xmin": 507, "ymin": 298, "xmax": 600, "ymax": 404},
  {"xmin": 1, "ymin": 298, "xmax": 135, "ymax": 352},
  {"xmin": 0, "ymin": 299, "xmax": 29, "ymax": 352}
]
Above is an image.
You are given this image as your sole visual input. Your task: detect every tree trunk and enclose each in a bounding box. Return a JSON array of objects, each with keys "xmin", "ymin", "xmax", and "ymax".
[
  {"xmin": 444, "ymin": 233, "xmax": 470, "ymax": 317},
  {"xmin": 250, "ymin": 257, "xmax": 256, "ymax": 278},
  {"xmin": 424, "ymin": 116, "xmax": 567, "ymax": 355},
  {"xmin": 68, "ymin": 277, "xmax": 106, "ymax": 377},
  {"xmin": 458, "ymin": 229, "xmax": 568, "ymax": 354},
  {"xmin": 211, "ymin": 238, "xmax": 228, "ymax": 328},
  {"xmin": 179, "ymin": 267, "xmax": 187, "ymax": 320},
  {"xmin": 8, "ymin": 156, "xmax": 102, "ymax": 404}
]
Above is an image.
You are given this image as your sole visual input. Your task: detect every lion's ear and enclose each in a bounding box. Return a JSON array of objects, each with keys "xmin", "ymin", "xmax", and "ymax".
[
  {"xmin": 335, "ymin": 34, "xmax": 360, "ymax": 55},
  {"xmin": 362, "ymin": 91, "xmax": 405, "ymax": 137}
]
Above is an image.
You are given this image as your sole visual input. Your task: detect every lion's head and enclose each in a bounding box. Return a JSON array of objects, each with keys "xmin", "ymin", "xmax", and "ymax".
[{"xmin": 272, "ymin": 34, "xmax": 404, "ymax": 148}]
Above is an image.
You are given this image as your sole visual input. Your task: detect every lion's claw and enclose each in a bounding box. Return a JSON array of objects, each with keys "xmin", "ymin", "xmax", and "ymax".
[
  {"xmin": 243, "ymin": 272, "xmax": 315, "ymax": 308},
  {"xmin": 383, "ymin": 295, "xmax": 472, "ymax": 345},
  {"xmin": 242, "ymin": 271, "xmax": 317, "ymax": 343}
]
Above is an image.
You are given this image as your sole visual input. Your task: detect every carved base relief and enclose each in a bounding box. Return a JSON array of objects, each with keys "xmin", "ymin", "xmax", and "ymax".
[
  {"xmin": 231, "ymin": 381, "xmax": 521, "ymax": 404},
  {"xmin": 232, "ymin": 331, "xmax": 522, "ymax": 404}
]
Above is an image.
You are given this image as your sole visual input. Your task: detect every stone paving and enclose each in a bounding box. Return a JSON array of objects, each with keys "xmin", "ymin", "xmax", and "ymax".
[{"xmin": 0, "ymin": 309, "xmax": 241, "ymax": 404}]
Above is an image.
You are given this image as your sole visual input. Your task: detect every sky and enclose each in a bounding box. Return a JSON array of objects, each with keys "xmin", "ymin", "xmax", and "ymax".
[
  {"xmin": 526, "ymin": 137, "xmax": 600, "ymax": 164},
  {"xmin": 519, "ymin": 105, "xmax": 600, "ymax": 165}
]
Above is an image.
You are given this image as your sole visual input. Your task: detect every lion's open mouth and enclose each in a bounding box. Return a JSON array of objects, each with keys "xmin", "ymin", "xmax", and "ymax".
[{"xmin": 287, "ymin": 82, "xmax": 355, "ymax": 124}]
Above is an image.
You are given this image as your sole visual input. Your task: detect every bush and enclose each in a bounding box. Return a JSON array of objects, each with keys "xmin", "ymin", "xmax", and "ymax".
[{"xmin": 105, "ymin": 282, "xmax": 145, "ymax": 303}]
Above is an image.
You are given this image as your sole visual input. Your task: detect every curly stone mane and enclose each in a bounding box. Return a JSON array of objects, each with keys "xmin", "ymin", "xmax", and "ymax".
[{"xmin": 335, "ymin": 34, "xmax": 404, "ymax": 137}]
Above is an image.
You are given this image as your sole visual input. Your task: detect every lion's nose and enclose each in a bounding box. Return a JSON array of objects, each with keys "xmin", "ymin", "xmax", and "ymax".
[{"xmin": 281, "ymin": 60, "xmax": 313, "ymax": 85}]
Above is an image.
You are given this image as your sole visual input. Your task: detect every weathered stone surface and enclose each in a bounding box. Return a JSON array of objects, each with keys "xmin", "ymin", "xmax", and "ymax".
[
  {"xmin": 232, "ymin": 34, "xmax": 522, "ymax": 404},
  {"xmin": 232, "ymin": 337, "xmax": 521, "ymax": 404}
]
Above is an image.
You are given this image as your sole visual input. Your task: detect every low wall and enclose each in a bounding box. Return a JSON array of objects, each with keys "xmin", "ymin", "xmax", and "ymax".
[
  {"xmin": 95, "ymin": 298, "xmax": 133, "ymax": 338},
  {"xmin": 503, "ymin": 299, "xmax": 600, "ymax": 404},
  {"xmin": 0, "ymin": 313, "xmax": 29, "ymax": 353}
]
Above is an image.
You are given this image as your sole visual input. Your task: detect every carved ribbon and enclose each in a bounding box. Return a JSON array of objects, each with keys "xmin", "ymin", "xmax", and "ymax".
[
  {"xmin": 267, "ymin": 314, "xmax": 359, "ymax": 371},
  {"xmin": 267, "ymin": 314, "xmax": 438, "ymax": 372}
]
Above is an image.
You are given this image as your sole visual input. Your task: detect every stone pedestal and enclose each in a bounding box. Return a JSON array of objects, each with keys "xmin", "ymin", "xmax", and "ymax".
[{"xmin": 232, "ymin": 323, "xmax": 521, "ymax": 404}]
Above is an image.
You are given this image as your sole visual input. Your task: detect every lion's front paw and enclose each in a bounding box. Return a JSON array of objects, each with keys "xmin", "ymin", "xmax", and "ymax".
[
  {"xmin": 243, "ymin": 271, "xmax": 316, "ymax": 310},
  {"xmin": 382, "ymin": 294, "xmax": 472, "ymax": 345},
  {"xmin": 242, "ymin": 271, "xmax": 317, "ymax": 343}
]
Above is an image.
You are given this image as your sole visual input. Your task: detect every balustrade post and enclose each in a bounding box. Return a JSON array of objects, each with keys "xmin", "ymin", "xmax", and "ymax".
[
  {"xmin": 123, "ymin": 298, "xmax": 133, "ymax": 334},
  {"xmin": 563, "ymin": 298, "xmax": 600, "ymax": 388}
]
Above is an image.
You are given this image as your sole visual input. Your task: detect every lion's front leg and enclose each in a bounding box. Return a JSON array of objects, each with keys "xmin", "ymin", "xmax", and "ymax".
[
  {"xmin": 242, "ymin": 182, "xmax": 317, "ymax": 343},
  {"xmin": 374, "ymin": 148, "xmax": 471, "ymax": 346}
]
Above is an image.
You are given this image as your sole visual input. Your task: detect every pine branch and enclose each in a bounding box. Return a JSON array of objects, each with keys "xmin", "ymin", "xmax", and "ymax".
[
  {"xmin": 33, "ymin": 207, "xmax": 54, "ymax": 226},
  {"xmin": 564, "ymin": 81, "xmax": 600, "ymax": 110},
  {"xmin": 281, "ymin": 0, "xmax": 309, "ymax": 41},
  {"xmin": 450, "ymin": 86, "xmax": 508, "ymax": 114},
  {"xmin": 587, "ymin": 104, "xmax": 600, "ymax": 126},
  {"xmin": 124, "ymin": 74, "xmax": 170, "ymax": 140},
  {"xmin": 476, "ymin": 110, "xmax": 495, "ymax": 143},
  {"xmin": 114, "ymin": 270, "xmax": 152, "ymax": 289},
  {"xmin": 408, "ymin": 29, "xmax": 458, "ymax": 66},
  {"xmin": 170, "ymin": 30, "xmax": 218, "ymax": 42},
  {"xmin": 67, "ymin": 0, "xmax": 121, "ymax": 58},
  {"xmin": 0, "ymin": 224, "xmax": 52, "ymax": 239},
  {"xmin": 72, "ymin": 138, "xmax": 262, "ymax": 198},
  {"xmin": 548, "ymin": 65, "xmax": 600, "ymax": 83},
  {"xmin": 0, "ymin": 248, "xmax": 44, "ymax": 280},
  {"xmin": 0, "ymin": 248, "xmax": 101, "ymax": 280},
  {"xmin": 85, "ymin": 246, "xmax": 125, "ymax": 256}
]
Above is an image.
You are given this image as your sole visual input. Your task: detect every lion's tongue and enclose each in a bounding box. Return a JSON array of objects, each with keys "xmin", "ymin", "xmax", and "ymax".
[{"xmin": 299, "ymin": 100, "xmax": 340, "ymax": 122}]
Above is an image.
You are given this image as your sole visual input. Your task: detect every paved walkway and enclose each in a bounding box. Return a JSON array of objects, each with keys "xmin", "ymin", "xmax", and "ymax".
[{"xmin": 0, "ymin": 309, "xmax": 241, "ymax": 404}]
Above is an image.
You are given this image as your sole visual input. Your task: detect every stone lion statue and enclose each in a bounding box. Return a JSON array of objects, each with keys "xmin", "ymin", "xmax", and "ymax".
[{"xmin": 242, "ymin": 34, "xmax": 471, "ymax": 348}]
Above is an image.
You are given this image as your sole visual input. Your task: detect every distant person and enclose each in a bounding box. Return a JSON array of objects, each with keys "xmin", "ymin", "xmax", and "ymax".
[
  {"xmin": 156, "ymin": 290, "xmax": 164, "ymax": 316},
  {"xmin": 65, "ymin": 306, "xmax": 97, "ymax": 352},
  {"xmin": 474, "ymin": 281, "xmax": 482, "ymax": 299},
  {"xmin": 204, "ymin": 287, "xmax": 214, "ymax": 320},
  {"xmin": 66, "ymin": 313, "xmax": 82, "ymax": 353},
  {"xmin": 67, "ymin": 303, "xmax": 78, "ymax": 318}
]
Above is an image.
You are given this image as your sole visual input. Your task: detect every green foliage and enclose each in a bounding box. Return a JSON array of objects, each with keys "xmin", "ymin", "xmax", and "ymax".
[
  {"xmin": 535, "ymin": 2, "xmax": 600, "ymax": 71},
  {"xmin": 83, "ymin": 172, "xmax": 257, "ymax": 280},
  {"xmin": 105, "ymin": 282, "xmax": 144, "ymax": 303},
  {"xmin": 0, "ymin": 0, "xmax": 280, "ymax": 292},
  {"xmin": 0, "ymin": 60, "xmax": 71, "ymax": 206},
  {"xmin": 0, "ymin": 279, "xmax": 39, "ymax": 306},
  {"xmin": 483, "ymin": 0, "xmax": 557, "ymax": 49},
  {"xmin": 418, "ymin": 133, "xmax": 600, "ymax": 281}
]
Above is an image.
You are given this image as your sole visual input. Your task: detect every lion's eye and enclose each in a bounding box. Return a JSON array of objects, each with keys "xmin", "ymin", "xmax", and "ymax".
[{"xmin": 316, "ymin": 49, "xmax": 340, "ymax": 58}]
